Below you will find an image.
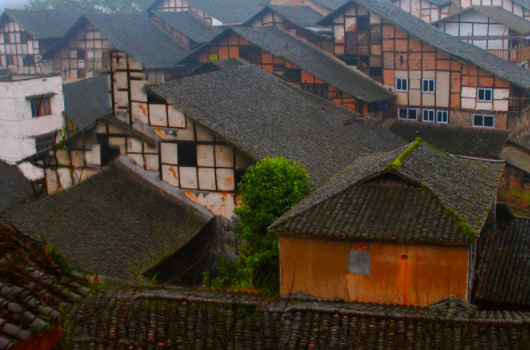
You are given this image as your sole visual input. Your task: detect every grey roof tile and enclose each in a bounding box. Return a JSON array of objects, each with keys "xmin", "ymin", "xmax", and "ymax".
[
  {"xmin": 1, "ymin": 9, "xmax": 82, "ymax": 39},
  {"xmin": 0, "ymin": 161, "xmax": 34, "ymax": 214},
  {"xmin": 150, "ymin": 65, "xmax": 404, "ymax": 186},
  {"xmin": 310, "ymin": 0, "xmax": 349, "ymax": 10},
  {"xmin": 186, "ymin": 0, "xmax": 264, "ymax": 23},
  {"xmin": 319, "ymin": 0, "xmax": 530, "ymax": 89},
  {"xmin": 268, "ymin": 5, "xmax": 325, "ymax": 27},
  {"xmin": 151, "ymin": 10, "xmax": 221, "ymax": 44}
]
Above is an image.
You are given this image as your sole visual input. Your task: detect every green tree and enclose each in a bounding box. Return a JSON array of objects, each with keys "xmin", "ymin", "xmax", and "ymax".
[
  {"xmin": 210, "ymin": 156, "xmax": 311, "ymax": 296},
  {"xmin": 26, "ymin": 0, "xmax": 154, "ymax": 13}
]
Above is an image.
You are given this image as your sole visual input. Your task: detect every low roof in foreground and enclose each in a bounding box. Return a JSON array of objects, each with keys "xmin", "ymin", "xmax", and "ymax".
[
  {"xmin": 4, "ymin": 158, "xmax": 213, "ymax": 280},
  {"xmin": 149, "ymin": 65, "xmax": 404, "ymax": 186},
  {"xmin": 71, "ymin": 287, "xmax": 530, "ymax": 349},
  {"xmin": 271, "ymin": 140, "xmax": 504, "ymax": 244},
  {"xmin": 0, "ymin": 160, "xmax": 34, "ymax": 213}
]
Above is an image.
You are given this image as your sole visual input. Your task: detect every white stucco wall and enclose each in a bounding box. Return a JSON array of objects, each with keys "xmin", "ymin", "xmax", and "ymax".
[{"xmin": 0, "ymin": 74, "xmax": 64, "ymax": 178}]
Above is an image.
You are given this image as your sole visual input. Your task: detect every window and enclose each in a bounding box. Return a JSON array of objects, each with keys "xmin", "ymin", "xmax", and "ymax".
[
  {"xmin": 301, "ymin": 84, "xmax": 329, "ymax": 98},
  {"xmin": 35, "ymin": 134, "xmax": 55, "ymax": 152},
  {"xmin": 178, "ymin": 143, "xmax": 197, "ymax": 166},
  {"xmin": 77, "ymin": 49, "xmax": 85, "ymax": 59},
  {"xmin": 436, "ymin": 110, "xmax": 448, "ymax": 124},
  {"xmin": 477, "ymin": 88, "xmax": 493, "ymax": 102},
  {"xmin": 235, "ymin": 169, "xmax": 246, "ymax": 190},
  {"xmin": 207, "ymin": 52, "xmax": 218, "ymax": 61},
  {"xmin": 473, "ymin": 114, "xmax": 494, "ymax": 128},
  {"xmin": 239, "ymin": 46, "xmax": 261, "ymax": 64},
  {"xmin": 4, "ymin": 33, "xmax": 10, "ymax": 44},
  {"xmin": 23, "ymin": 55, "xmax": 35, "ymax": 66},
  {"xmin": 422, "ymin": 79, "xmax": 435, "ymax": 93},
  {"xmin": 396, "ymin": 78, "xmax": 408, "ymax": 92},
  {"xmin": 273, "ymin": 64, "xmax": 285, "ymax": 77},
  {"xmin": 357, "ymin": 16, "xmax": 369, "ymax": 31},
  {"xmin": 422, "ymin": 109, "xmax": 435, "ymax": 123},
  {"xmin": 5, "ymin": 55, "xmax": 13, "ymax": 65},
  {"xmin": 370, "ymin": 67, "xmax": 382, "ymax": 77},
  {"xmin": 398, "ymin": 108, "xmax": 417, "ymax": 120},
  {"xmin": 345, "ymin": 32, "xmax": 358, "ymax": 55},
  {"xmin": 348, "ymin": 242, "xmax": 370, "ymax": 275},
  {"xmin": 285, "ymin": 68, "xmax": 301, "ymax": 83},
  {"xmin": 30, "ymin": 97, "xmax": 52, "ymax": 117},
  {"xmin": 20, "ymin": 32, "xmax": 28, "ymax": 44},
  {"xmin": 77, "ymin": 69, "xmax": 86, "ymax": 79},
  {"xmin": 97, "ymin": 136, "xmax": 121, "ymax": 166}
]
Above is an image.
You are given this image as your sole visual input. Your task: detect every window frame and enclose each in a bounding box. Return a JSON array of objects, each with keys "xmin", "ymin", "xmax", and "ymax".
[
  {"xmin": 473, "ymin": 114, "xmax": 495, "ymax": 128},
  {"xmin": 436, "ymin": 110, "xmax": 449, "ymax": 124},
  {"xmin": 35, "ymin": 133, "xmax": 55, "ymax": 153},
  {"xmin": 477, "ymin": 88, "xmax": 493, "ymax": 102},
  {"xmin": 422, "ymin": 109, "xmax": 435, "ymax": 123},
  {"xmin": 23, "ymin": 55, "xmax": 35, "ymax": 67},
  {"xmin": 395, "ymin": 78, "xmax": 408, "ymax": 92},
  {"xmin": 30, "ymin": 96, "xmax": 52, "ymax": 118},
  {"xmin": 422, "ymin": 79, "xmax": 435, "ymax": 93},
  {"xmin": 398, "ymin": 107, "xmax": 418, "ymax": 121}
]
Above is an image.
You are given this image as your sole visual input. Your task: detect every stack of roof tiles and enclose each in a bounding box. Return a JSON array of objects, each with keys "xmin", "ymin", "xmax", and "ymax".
[{"xmin": 0, "ymin": 223, "xmax": 88, "ymax": 350}]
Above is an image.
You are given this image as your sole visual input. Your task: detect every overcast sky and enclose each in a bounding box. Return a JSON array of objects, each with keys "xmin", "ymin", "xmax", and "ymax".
[{"xmin": 0, "ymin": 0, "xmax": 30, "ymax": 12}]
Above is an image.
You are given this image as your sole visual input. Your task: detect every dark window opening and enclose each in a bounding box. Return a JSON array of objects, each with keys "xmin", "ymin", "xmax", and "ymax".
[
  {"xmin": 147, "ymin": 90, "xmax": 166, "ymax": 104},
  {"xmin": 473, "ymin": 114, "xmax": 494, "ymax": 128},
  {"xmin": 97, "ymin": 135, "xmax": 121, "ymax": 166},
  {"xmin": 178, "ymin": 143, "xmax": 197, "ymax": 166},
  {"xmin": 23, "ymin": 55, "xmax": 35, "ymax": 66},
  {"xmin": 345, "ymin": 32, "xmax": 357, "ymax": 55},
  {"xmin": 30, "ymin": 97, "xmax": 52, "ymax": 117},
  {"xmin": 235, "ymin": 169, "xmax": 246, "ymax": 190},
  {"xmin": 6, "ymin": 55, "xmax": 13, "ymax": 65},
  {"xmin": 20, "ymin": 32, "xmax": 28, "ymax": 44},
  {"xmin": 285, "ymin": 68, "xmax": 301, "ymax": 83},
  {"xmin": 357, "ymin": 16, "xmax": 369, "ymax": 31},
  {"xmin": 422, "ymin": 79, "xmax": 435, "ymax": 93},
  {"xmin": 77, "ymin": 49, "xmax": 85, "ymax": 59},
  {"xmin": 338, "ymin": 54, "xmax": 357, "ymax": 66},
  {"xmin": 273, "ymin": 64, "xmax": 285, "ymax": 77},
  {"xmin": 239, "ymin": 46, "xmax": 261, "ymax": 64},
  {"xmin": 301, "ymin": 84, "xmax": 329, "ymax": 98},
  {"xmin": 35, "ymin": 134, "xmax": 55, "ymax": 152},
  {"xmin": 370, "ymin": 67, "xmax": 382, "ymax": 77},
  {"xmin": 4, "ymin": 33, "xmax": 10, "ymax": 44},
  {"xmin": 77, "ymin": 69, "xmax": 86, "ymax": 79},
  {"xmin": 478, "ymin": 88, "xmax": 493, "ymax": 102}
]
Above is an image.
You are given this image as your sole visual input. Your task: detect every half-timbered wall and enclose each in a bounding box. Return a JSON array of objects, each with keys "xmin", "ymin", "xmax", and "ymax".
[
  {"xmin": 249, "ymin": 10, "xmax": 334, "ymax": 53},
  {"xmin": 43, "ymin": 121, "xmax": 159, "ymax": 194},
  {"xmin": 0, "ymin": 19, "xmax": 47, "ymax": 74},
  {"xmin": 435, "ymin": 11, "xmax": 513, "ymax": 50},
  {"xmin": 332, "ymin": 4, "xmax": 522, "ymax": 129},
  {"xmin": 153, "ymin": 0, "xmax": 222, "ymax": 26},
  {"xmin": 461, "ymin": 0, "xmax": 530, "ymax": 20},
  {"xmin": 53, "ymin": 22, "xmax": 110, "ymax": 81},
  {"xmin": 150, "ymin": 15, "xmax": 197, "ymax": 51},
  {"xmin": 391, "ymin": 0, "xmax": 452, "ymax": 23},
  {"xmin": 196, "ymin": 32, "xmax": 364, "ymax": 113}
]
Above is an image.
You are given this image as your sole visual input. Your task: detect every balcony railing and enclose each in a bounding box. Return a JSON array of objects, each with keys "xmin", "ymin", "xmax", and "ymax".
[{"xmin": 487, "ymin": 47, "xmax": 530, "ymax": 63}]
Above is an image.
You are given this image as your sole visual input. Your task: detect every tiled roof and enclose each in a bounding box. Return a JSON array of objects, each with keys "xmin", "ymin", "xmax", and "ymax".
[
  {"xmin": 188, "ymin": 57, "xmax": 250, "ymax": 76},
  {"xmin": 43, "ymin": 13, "xmax": 189, "ymax": 69},
  {"xmin": 0, "ymin": 223, "xmax": 88, "ymax": 350},
  {"xmin": 63, "ymin": 75, "xmax": 111, "ymax": 130},
  {"xmin": 433, "ymin": 6, "xmax": 530, "ymax": 35},
  {"xmin": 0, "ymin": 161, "xmax": 34, "ymax": 214},
  {"xmin": 271, "ymin": 141, "xmax": 504, "ymax": 243},
  {"xmin": 501, "ymin": 146, "xmax": 530, "ymax": 173},
  {"xmin": 412, "ymin": 0, "xmax": 452, "ymax": 7},
  {"xmin": 385, "ymin": 120, "xmax": 509, "ymax": 158},
  {"xmin": 267, "ymin": 5, "xmax": 325, "ymax": 27},
  {"xmin": 71, "ymin": 287, "xmax": 530, "ymax": 349},
  {"xmin": 318, "ymin": 0, "xmax": 530, "ymax": 89},
  {"xmin": 1, "ymin": 9, "xmax": 81, "ymax": 39},
  {"xmin": 182, "ymin": 26, "xmax": 393, "ymax": 103},
  {"xmin": 149, "ymin": 65, "xmax": 404, "ymax": 186},
  {"xmin": 3, "ymin": 158, "xmax": 213, "ymax": 280},
  {"xmin": 512, "ymin": 0, "xmax": 530, "ymax": 10},
  {"xmin": 150, "ymin": 11, "xmax": 221, "ymax": 44},
  {"xmin": 475, "ymin": 214, "xmax": 530, "ymax": 306},
  {"xmin": 310, "ymin": 0, "xmax": 349, "ymax": 10}
]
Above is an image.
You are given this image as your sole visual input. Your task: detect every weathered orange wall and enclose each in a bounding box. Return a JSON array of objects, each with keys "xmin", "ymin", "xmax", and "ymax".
[{"xmin": 279, "ymin": 236, "xmax": 470, "ymax": 306}]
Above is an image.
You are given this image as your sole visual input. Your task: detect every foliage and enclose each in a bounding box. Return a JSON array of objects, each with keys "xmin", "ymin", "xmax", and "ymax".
[
  {"xmin": 209, "ymin": 156, "xmax": 311, "ymax": 296},
  {"xmin": 26, "ymin": 0, "xmax": 154, "ymax": 13}
]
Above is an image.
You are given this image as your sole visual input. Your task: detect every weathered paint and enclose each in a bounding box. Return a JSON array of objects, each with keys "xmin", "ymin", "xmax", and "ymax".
[
  {"xmin": 184, "ymin": 190, "xmax": 237, "ymax": 218},
  {"xmin": 279, "ymin": 235, "xmax": 470, "ymax": 306}
]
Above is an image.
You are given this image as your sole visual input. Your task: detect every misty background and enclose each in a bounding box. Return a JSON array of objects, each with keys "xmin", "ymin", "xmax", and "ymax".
[{"xmin": 0, "ymin": 0, "xmax": 30, "ymax": 12}]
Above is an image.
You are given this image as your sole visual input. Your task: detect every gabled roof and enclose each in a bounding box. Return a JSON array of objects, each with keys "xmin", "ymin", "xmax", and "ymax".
[
  {"xmin": 0, "ymin": 160, "xmax": 34, "ymax": 213},
  {"xmin": 150, "ymin": 11, "xmax": 221, "ymax": 44},
  {"xmin": 63, "ymin": 74, "xmax": 111, "ymax": 130},
  {"xmin": 310, "ymin": 0, "xmax": 349, "ymax": 10},
  {"xmin": 3, "ymin": 158, "xmax": 213, "ymax": 280},
  {"xmin": 73, "ymin": 287, "xmax": 530, "ymax": 349},
  {"xmin": 0, "ymin": 223, "xmax": 88, "ymax": 350},
  {"xmin": 148, "ymin": 0, "xmax": 264, "ymax": 24},
  {"xmin": 43, "ymin": 13, "xmax": 189, "ymax": 69},
  {"xmin": 385, "ymin": 120, "xmax": 509, "ymax": 158},
  {"xmin": 246, "ymin": 5, "xmax": 325, "ymax": 28},
  {"xmin": 181, "ymin": 26, "xmax": 394, "ymax": 102},
  {"xmin": 149, "ymin": 65, "xmax": 404, "ymax": 186},
  {"xmin": 433, "ymin": 6, "xmax": 530, "ymax": 35},
  {"xmin": 318, "ymin": 0, "xmax": 530, "ymax": 90},
  {"xmin": 0, "ymin": 9, "xmax": 82, "ymax": 39},
  {"xmin": 475, "ymin": 213, "xmax": 530, "ymax": 306},
  {"xmin": 271, "ymin": 140, "xmax": 504, "ymax": 244}
]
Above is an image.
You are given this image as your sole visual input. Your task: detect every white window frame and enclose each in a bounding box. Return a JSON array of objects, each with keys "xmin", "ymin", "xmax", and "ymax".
[
  {"xmin": 473, "ymin": 114, "xmax": 495, "ymax": 128},
  {"xmin": 422, "ymin": 109, "xmax": 435, "ymax": 123},
  {"xmin": 422, "ymin": 79, "xmax": 435, "ymax": 93},
  {"xmin": 398, "ymin": 107, "xmax": 418, "ymax": 121},
  {"xmin": 436, "ymin": 110, "xmax": 449, "ymax": 124},
  {"xmin": 395, "ymin": 78, "xmax": 408, "ymax": 92},
  {"xmin": 477, "ymin": 88, "xmax": 493, "ymax": 102}
]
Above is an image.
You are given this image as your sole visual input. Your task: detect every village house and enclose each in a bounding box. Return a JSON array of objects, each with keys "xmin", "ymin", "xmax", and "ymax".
[
  {"xmin": 270, "ymin": 140, "xmax": 504, "ymax": 306},
  {"xmin": 391, "ymin": 0, "xmax": 455, "ymax": 23},
  {"xmin": 317, "ymin": 0, "xmax": 530, "ymax": 129},
  {"xmin": 0, "ymin": 9, "xmax": 81, "ymax": 75},
  {"xmin": 244, "ymin": 5, "xmax": 334, "ymax": 53},
  {"xmin": 458, "ymin": 0, "xmax": 530, "ymax": 20},
  {"xmin": 181, "ymin": 26, "xmax": 394, "ymax": 116},
  {"xmin": 149, "ymin": 10, "xmax": 221, "ymax": 51},
  {"xmin": 433, "ymin": 6, "xmax": 530, "ymax": 65},
  {"xmin": 0, "ymin": 73, "xmax": 64, "ymax": 179},
  {"xmin": 147, "ymin": 0, "xmax": 264, "ymax": 25}
]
